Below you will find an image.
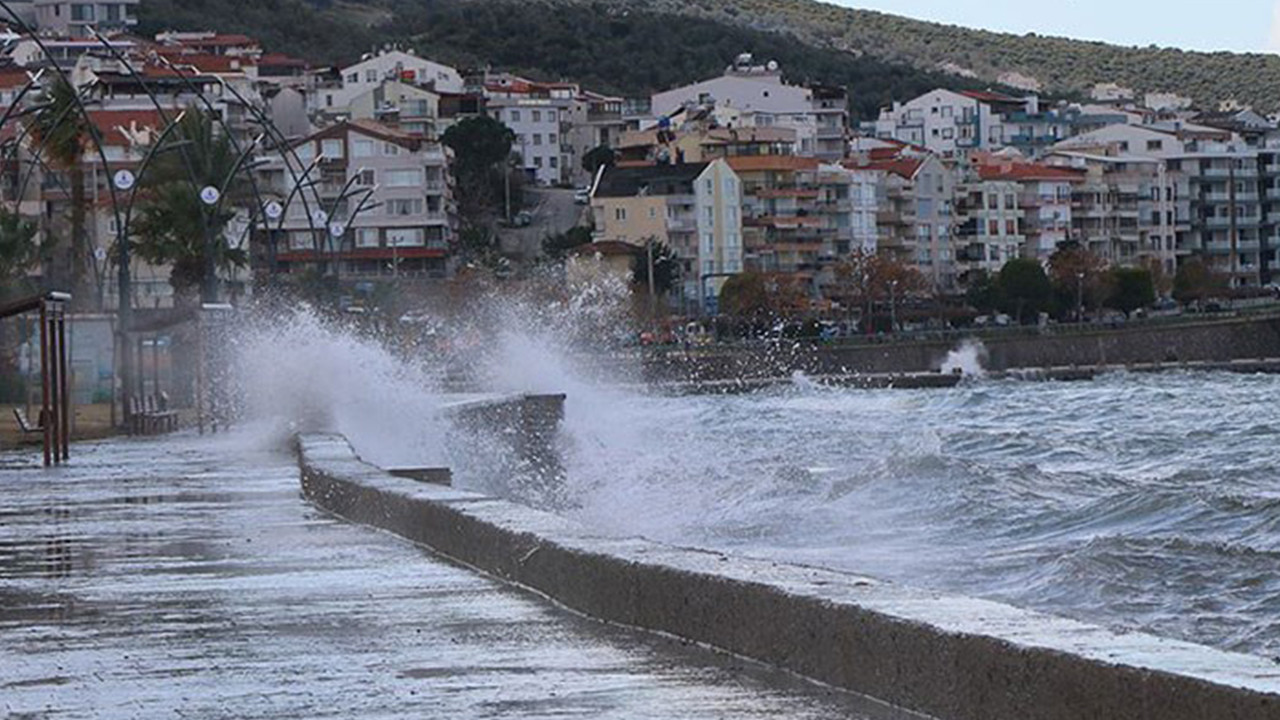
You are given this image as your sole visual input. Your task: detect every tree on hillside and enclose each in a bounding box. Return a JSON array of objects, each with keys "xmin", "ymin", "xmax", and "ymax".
[
  {"xmin": 27, "ymin": 75, "xmax": 90, "ymax": 299},
  {"xmin": 542, "ymin": 226, "xmax": 593, "ymax": 261},
  {"xmin": 964, "ymin": 270, "xmax": 1001, "ymax": 315},
  {"xmin": 629, "ymin": 240, "xmax": 678, "ymax": 295},
  {"xmin": 442, "ymin": 116, "xmax": 517, "ymax": 231},
  {"xmin": 719, "ymin": 271, "xmax": 768, "ymax": 319},
  {"xmin": 1106, "ymin": 267, "xmax": 1156, "ymax": 316},
  {"xmin": 833, "ymin": 248, "xmax": 927, "ymax": 329},
  {"xmin": 1048, "ymin": 242, "xmax": 1107, "ymax": 319},
  {"xmin": 997, "ymin": 258, "xmax": 1053, "ymax": 324},
  {"xmin": 1173, "ymin": 256, "xmax": 1227, "ymax": 305},
  {"xmin": 582, "ymin": 145, "xmax": 615, "ymax": 176}
]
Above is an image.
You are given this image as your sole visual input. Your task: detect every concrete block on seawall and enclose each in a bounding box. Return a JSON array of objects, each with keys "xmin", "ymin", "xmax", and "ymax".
[{"xmin": 295, "ymin": 432, "xmax": 1280, "ymax": 720}]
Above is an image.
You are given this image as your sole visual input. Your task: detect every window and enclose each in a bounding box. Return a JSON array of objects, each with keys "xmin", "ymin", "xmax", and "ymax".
[
  {"xmin": 352, "ymin": 138, "xmax": 375, "ymax": 158},
  {"xmin": 942, "ymin": 128, "xmax": 954, "ymax": 140},
  {"xmin": 382, "ymin": 142, "xmax": 400, "ymax": 156},
  {"xmin": 549, "ymin": 133, "xmax": 558, "ymax": 145},
  {"xmin": 346, "ymin": 73, "xmax": 358, "ymax": 83},
  {"xmin": 384, "ymin": 169, "xmax": 423, "ymax": 187},
  {"xmin": 71, "ymin": 4, "xmax": 94, "ymax": 21},
  {"xmin": 321, "ymin": 139, "xmax": 344, "ymax": 159},
  {"xmin": 727, "ymin": 232, "xmax": 740, "ymax": 248},
  {"xmin": 509, "ymin": 110, "xmax": 521, "ymax": 123},
  {"xmin": 1005, "ymin": 194, "xmax": 1016, "ymax": 209},
  {"xmin": 1119, "ymin": 141, "xmax": 1130, "ymax": 152},
  {"xmin": 532, "ymin": 110, "xmax": 542, "ymax": 122},
  {"xmin": 385, "ymin": 198, "xmax": 424, "ymax": 216},
  {"xmin": 532, "ymin": 134, "xmax": 542, "ymax": 146},
  {"xmin": 1147, "ymin": 140, "xmax": 1164, "ymax": 151},
  {"xmin": 614, "ymin": 207, "xmax": 627, "ymax": 221},
  {"xmin": 988, "ymin": 220, "xmax": 1000, "ymax": 236},
  {"xmin": 549, "ymin": 157, "xmax": 558, "ymax": 169},
  {"xmin": 534, "ymin": 157, "xmax": 542, "ymax": 168},
  {"xmin": 355, "ymin": 169, "xmax": 375, "ymax": 186},
  {"xmin": 355, "ymin": 228, "xmax": 379, "ymax": 247},
  {"xmin": 700, "ymin": 234, "xmax": 713, "ymax": 256},
  {"xmin": 1006, "ymin": 220, "xmax": 1017, "ymax": 235},
  {"xmin": 365, "ymin": 69, "xmax": 377, "ymax": 82},
  {"xmin": 387, "ymin": 228, "xmax": 425, "ymax": 247},
  {"xmin": 987, "ymin": 194, "xmax": 998, "ymax": 210},
  {"xmin": 295, "ymin": 143, "xmax": 315, "ymax": 163}
]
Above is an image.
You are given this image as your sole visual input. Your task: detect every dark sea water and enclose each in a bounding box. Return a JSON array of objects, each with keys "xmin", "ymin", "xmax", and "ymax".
[{"xmin": 555, "ymin": 372, "xmax": 1280, "ymax": 659}]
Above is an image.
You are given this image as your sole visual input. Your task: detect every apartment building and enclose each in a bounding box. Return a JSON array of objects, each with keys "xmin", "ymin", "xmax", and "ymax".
[
  {"xmin": 867, "ymin": 89, "xmax": 1031, "ymax": 156},
  {"xmin": 648, "ymin": 54, "xmax": 848, "ymax": 161},
  {"xmin": 34, "ymin": 0, "xmax": 138, "ymax": 37},
  {"xmin": 615, "ymin": 124, "xmax": 797, "ymax": 166},
  {"xmin": 590, "ymin": 160, "xmax": 743, "ymax": 311},
  {"xmin": 847, "ymin": 150, "xmax": 958, "ymax": 290},
  {"xmin": 311, "ymin": 49, "xmax": 462, "ymax": 118},
  {"xmin": 262, "ymin": 120, "xmax": 455, "ymax": 279},
  {"xmin": 565, "ymin": 90, "xmax": 626, "ymax": 185},
  {"xmin": 1053, "ymin": 123, "xmax": 1270, "ymax": 286},
  {"xmin": 480, "ymin": 73, "xmax": 576, "ymax": 186},
  {"xmin": 965, "ymin": 158, "xmax": 1085, "ymax": 263},
  {"xmin": 344, "ymin": 80, "xmax": 440, "ymax": 138},
  {"xmin": 1045, "ymin": 151, "xmax": 1185, "ymax": 275}
]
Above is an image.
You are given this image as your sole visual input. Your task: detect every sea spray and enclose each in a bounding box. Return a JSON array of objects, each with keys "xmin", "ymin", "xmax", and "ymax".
[{"xmin": 941, "ymin": 338, "xmax": 988, "ymax": 377}]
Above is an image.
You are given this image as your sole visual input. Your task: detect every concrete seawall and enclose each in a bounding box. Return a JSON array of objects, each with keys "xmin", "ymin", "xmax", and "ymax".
[
  {"xmin": 297, "ymin": 431, "xmax": 1280, "ymax": 720},
  {"xmin": 645, "ymin": 313, "xmax": 1280, "ymax": 381}
]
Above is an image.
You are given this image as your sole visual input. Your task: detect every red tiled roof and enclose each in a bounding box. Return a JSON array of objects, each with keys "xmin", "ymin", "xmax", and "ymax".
[
  {"xmin": 976, "ymin": 163, "xmax": 1085, "ymax": 181},
  {"xmin": 960, "ymin": 90, "xmax": 1024, "ymax": 104},
  {"xmin": 858, "ymin": 158, "xmax": 925, "ymax": 179},
  {"xmin": 86, "ymin": 109, "xmax": 165, "ymax": 146},
  {"xmin": 259, "ymin": 53, "xmax": 308, "ymax": 68},
  {"xmin": 726, "ymin": 155, "xmax": 820, "ymax": 172},
  {"xmin": 179, "ymin": 34, "xmax": 258, "ymax": 47},
  {"xmin": 153, "ymin": 50, "xmax": 254, "ymax": 73},
  {"xmin": 0, "ymin": 67, "xmax": 32, "ymax": 90}
]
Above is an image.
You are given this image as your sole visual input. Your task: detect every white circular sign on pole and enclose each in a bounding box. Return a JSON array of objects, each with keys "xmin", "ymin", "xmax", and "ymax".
[
  {"xmin": 199, "ymin": 186, "xmax": 221, "ymax": 206},
  {"xmin": 311, "ymin": 209, "xmax": 329, "ymax": 226},
  {"xmin": 112, "ymin": 169, "xmax": 135, "ymax": 191},
  {"xmin": 328, "ymin": 221, "xmax": 345, "ymax": 238},
  {"xmin": 93, "ymin": 247, "xmax": 108, "ymax": 261},
  {"xmin": 264, "ymin": 201, "xmax": 284, "ymax": 220}
]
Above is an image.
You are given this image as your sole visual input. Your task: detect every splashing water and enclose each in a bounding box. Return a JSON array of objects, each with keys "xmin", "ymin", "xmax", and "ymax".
[{"xmin": 940, "ymin": 338, "xmax": 988, "ymax": 376}]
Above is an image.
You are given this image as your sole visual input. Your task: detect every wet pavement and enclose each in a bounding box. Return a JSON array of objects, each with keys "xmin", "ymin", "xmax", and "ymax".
[{"xmin": 0, "ymin": 432, "xmax": 914, "ymax": 719}]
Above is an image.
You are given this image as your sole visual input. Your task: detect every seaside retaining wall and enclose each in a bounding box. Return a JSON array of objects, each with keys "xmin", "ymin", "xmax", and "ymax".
[
  {"xmin": 297, "ymin": 431, "xmax": 1280, "ymax": 720},
  {"xmin": 645, "ymin": 314, "xmax": 1280, "ymax": 381}
]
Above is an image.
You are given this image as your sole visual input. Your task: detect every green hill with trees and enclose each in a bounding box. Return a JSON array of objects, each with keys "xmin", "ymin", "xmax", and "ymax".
[{"xmin": 139, "ymin": 0, "xmax": 1280, "ymax": 115}]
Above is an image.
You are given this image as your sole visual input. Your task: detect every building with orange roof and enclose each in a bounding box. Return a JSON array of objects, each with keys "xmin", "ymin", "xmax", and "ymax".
[{"xmin": 34, "ymin": 0, "xmax": 138, "ymax": 38}]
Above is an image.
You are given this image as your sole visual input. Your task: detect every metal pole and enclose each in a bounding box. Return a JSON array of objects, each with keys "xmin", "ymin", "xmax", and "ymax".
[
  {"xmin": 47, "ymin": 309, "xmax": 61, "ymax": 463},
  {"xmin": 1076, "ymin": 272, "xmax": 1084, "ymax": 323},
  {"xmin": 58, "ymin": 312, "xmax": 69, "ymax": 461},
  {"xmin": 38, "ymin": 302, "xmax": 50, "ymax": 467},
  {"xmin": 647, "ymin": 237, "xmax": 656, "ymax": 321}
]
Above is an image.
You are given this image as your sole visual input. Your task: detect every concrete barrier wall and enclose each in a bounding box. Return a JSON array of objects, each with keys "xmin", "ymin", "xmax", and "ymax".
[
  {"xmin": 645, "ymin": 314, "xmax": 1280, "ymax": 381},
  {"xmin": 297, "ymin": 432, "xmax": 1280, "ymax": 720}
]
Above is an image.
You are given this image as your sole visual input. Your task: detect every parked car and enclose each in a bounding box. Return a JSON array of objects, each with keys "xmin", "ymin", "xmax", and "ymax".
[{"xmin": 573, "ymin": 187, "xmax": 591, "ymax": 204}]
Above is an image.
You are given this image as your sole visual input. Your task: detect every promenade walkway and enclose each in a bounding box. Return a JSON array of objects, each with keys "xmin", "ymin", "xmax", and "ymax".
[{"xmin": 0, "ymin": 432, "xmax": 912, "ymax": 718}]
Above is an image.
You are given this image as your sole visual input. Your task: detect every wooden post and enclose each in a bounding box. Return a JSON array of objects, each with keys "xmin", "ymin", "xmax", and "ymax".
[{"xmin": 38, "ymin": 303, "xmax": 50, "ymax": 467}]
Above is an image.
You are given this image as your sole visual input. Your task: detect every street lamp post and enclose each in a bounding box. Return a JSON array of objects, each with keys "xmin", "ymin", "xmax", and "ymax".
[
  {"xmin": 1076, "ymin": 271, "xmax": 1085, "ymax": 323},
  {"xmin": 889, "ymin": 279, "xmax": 899, "ymax": 334}
]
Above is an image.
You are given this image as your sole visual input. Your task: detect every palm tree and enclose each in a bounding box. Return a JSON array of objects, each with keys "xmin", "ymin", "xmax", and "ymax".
[
  {"xmin": 0, "ymin": 206, "xmax": 39, "ymax": 298},
  {"xmin": 26, "ymin": 75, "xmax": 90, "ymax": 298},
  {"xmin": 132, "ymin": 109, "xmax": 249, "ymax": 306}
]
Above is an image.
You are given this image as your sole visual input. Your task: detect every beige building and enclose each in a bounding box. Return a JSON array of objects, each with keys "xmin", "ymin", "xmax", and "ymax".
[{"xmin": 591, "ymin": 160, "xmax": 743, "ymax": 312}]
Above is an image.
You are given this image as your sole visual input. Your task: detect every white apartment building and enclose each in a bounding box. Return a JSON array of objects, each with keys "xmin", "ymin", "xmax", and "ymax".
[
  {"xmin": 482, "ymin": 74, "xmax": 577, "ymax": 186},
  {"xmin": 648, "ymin": 54, "xmax": 848, "ymax": 160},
  {"xmin": 868, "ymin": 88, "xmax": 1033, "ymax": 157},
  {"xmin": 311, "ymin": 49, "xmax": 462, "ymax": 115}
]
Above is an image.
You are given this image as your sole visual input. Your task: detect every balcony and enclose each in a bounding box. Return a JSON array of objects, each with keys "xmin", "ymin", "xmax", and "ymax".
[
  {"xmin": 1204, "ymin": 215, "xmax": 1263, "ymax": 228},
  {"xmin": 1201, "ymin": 166, "xmax": 1258, "ymax": 179}
]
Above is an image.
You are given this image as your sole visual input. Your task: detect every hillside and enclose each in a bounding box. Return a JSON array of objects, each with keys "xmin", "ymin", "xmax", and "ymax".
[
  {"xmin": 606, "ymin": 0, "xmax": 1280, "ymax": 111},
  {"xmin": 138, "ymin": 0, "xmax": 1280, "ymax": 114},
  {"xmin": 136, "ymin": 0, "xmax": 1004, "ymax": 120}
]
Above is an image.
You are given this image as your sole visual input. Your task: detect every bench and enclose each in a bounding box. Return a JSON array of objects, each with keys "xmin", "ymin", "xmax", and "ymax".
[{"xmin": 129, "ymin": 395, "xmax": 179, "ymax": 435}]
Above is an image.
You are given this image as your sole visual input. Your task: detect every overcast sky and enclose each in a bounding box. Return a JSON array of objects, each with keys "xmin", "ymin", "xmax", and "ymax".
[{"xmin": 832, "ymin": 1, "xmax": 1280, "ymax": 54}]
